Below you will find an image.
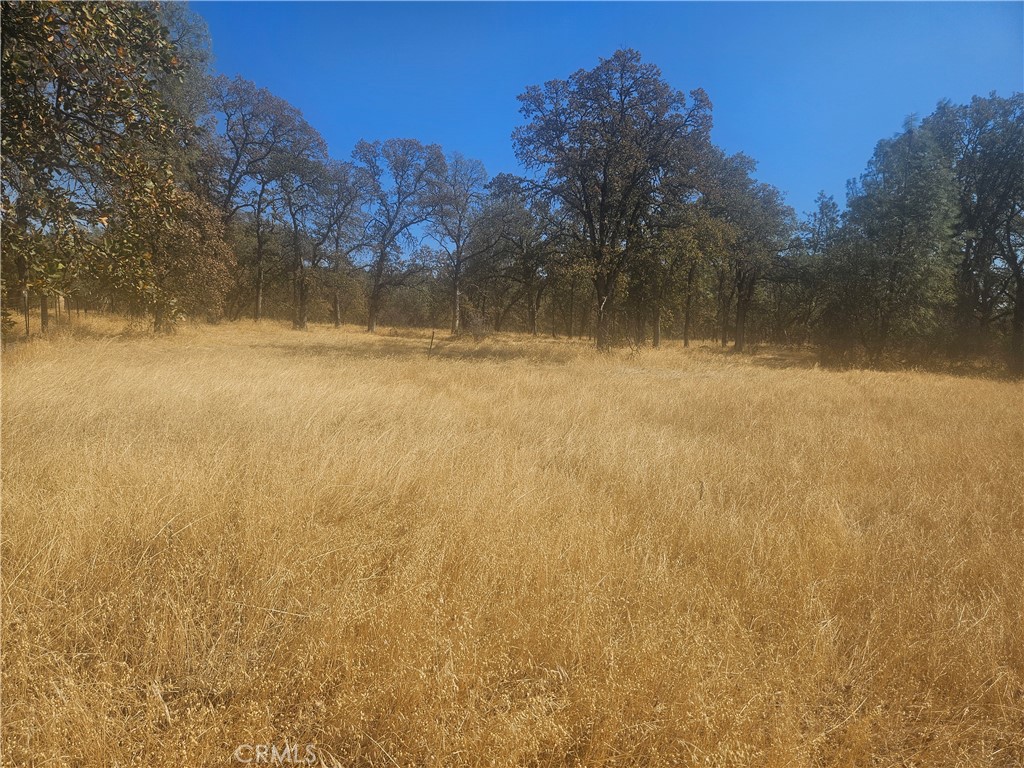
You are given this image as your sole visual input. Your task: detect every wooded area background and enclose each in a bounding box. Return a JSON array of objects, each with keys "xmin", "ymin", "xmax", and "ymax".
[{"xmin": 2, "ymin": 1, "xmax": 1022, "ymax": 373}]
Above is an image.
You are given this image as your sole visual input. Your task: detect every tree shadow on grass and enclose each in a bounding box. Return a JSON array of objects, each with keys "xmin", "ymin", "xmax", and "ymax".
[
  {"xmin": 692, "ymin": 344, "xmax": 820, "ymax": 371},
  {"xmin": 254, "ymin": 332, "xmax": 588, "ymax": 367},
  {"xmin": 745, "ymin": 348, "xmax": 821, "ymax": 371},
  {"xmin": 1, "ymin": 313, "xmax": 154, "ymax": 348},
  {"xmin": 693, "ymin": 343, "xmax": 1015, "ymax": 381}
]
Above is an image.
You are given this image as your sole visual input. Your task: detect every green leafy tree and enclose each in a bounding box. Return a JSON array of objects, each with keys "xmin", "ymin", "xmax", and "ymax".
[
  {"xmin": 353, "ymin": 138, "xmax": 445, "ymax": 333},
  {"xmin": 764, "ymin": 192, "xmax": 841, "ymax": 345},
  {"xmin": 700, "ymin": 150, "xmax": 756, "ymax": 347},
  {"xmin": 925, "ymin": 94, "xmax": 1024, "ymax": 371},
  {"xmin": 269, "ymin": 130, "xmax": 329, "ymax": 330},
  {"xmin": 470, "ymin": 173, "xmax": 556, "ymax": 335},
  {"xmin": 1, "ymin": 0, "xmax": 183, "ymax": 332},
  {"xmin": 824, "ymin": 120, "xmax": 957, "ymax": 364},
  {"xmin": 209, "ymin": 76, "xmax": 327, "ymax": 320},
  {"xmin": 513, "ymin": 49, "xmax": 712, "ymax": 348},
  {"xmin": 154, "ymin": 1, "xmax": 214, "ymax": 187},
  {"xmin": 317, "ymin": 160, "xmax": 372, "ymax": 327},
  {"xmin": 728, "ymin": 183, "xmax": 794, "ymax": 352},
  {"xmin": 427, "ymin": 152, "xmax": 491, "ymax": 335},
  {"xmin": 105, "ymin": 188, "xmax": 235, "ymax": 331}
]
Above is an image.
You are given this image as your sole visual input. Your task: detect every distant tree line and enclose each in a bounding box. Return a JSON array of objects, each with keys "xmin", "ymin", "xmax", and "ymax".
[{"xmin": 3, "ymin": 2, "xmax": 1022, "ymax": 373}]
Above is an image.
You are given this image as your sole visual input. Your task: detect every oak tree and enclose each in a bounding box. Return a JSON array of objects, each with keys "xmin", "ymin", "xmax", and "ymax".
[
  {"xmin": 513, "ymin": 49, "xmax": 712, "ymax": 347},
  {"xmin": 353, "ymin": 138, "xmax": 445, "ymax": 333}
]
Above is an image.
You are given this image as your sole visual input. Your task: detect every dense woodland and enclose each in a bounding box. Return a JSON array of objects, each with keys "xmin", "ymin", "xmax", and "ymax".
[{"xmin": 3, "ymin": 2, "xmax": 1023, "ymax": 373}]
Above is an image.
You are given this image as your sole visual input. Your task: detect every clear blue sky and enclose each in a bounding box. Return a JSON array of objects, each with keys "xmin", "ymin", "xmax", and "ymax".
[{"xmin": 193, "ymin": 1, "xmax": 1022, "ymax": 218}]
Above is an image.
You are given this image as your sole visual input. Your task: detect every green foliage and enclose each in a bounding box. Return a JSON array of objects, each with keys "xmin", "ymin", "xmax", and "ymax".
[
  {"xmin": 1, "ymin": 0, "xmax": 184, "ymax": 296},
  {"xmin": 513, "ymin": 49, "xmax": 712, "ymax": 346},
  {"xmin": 3, "ymin": 20, "xmax": 1017, "ymax": 372},
  {"xmin": 924, "ymin": 94, "xmax": 1024, "ymax": 370},
  {"xmin": 106, "ymin": 189, "xmax": 235, "ymax": 330},
  {"xmin": 0, "ymin": 1, "xmax": 239, "ymax": 333},
  {"xmin": 354, "ymin": 138, "xmax": 446, "ymax": 331},
  {"xmin": 820, "ymin": 122, "xmax": 957, "ymax": 362}
]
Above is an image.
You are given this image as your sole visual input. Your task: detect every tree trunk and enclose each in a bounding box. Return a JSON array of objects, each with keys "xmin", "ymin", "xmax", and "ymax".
[
  {"xmin": 1010, "ymin": 270, "xmax": 1024, "ymax": 377},
  {"xmin": 332, "ymin": 289, "xmax": 343, "ymax": 328},
  {"xmin": 293, "ymin": 274, "xmax": 308, "ymax": 330},
  {"xmin": 734, "ymin": 270, "xmax": 756, "ymax": 353},
  {"xmin": 954, "ymin": 241, "xmax": 978, "ymax": 354},
  {"xmin": 734, "ymin": 298, "xmax": 747, "ymax": 352},
  {"xmin": 154, "ymin": 304, "xmax": 168, "ymax": 333},
  {"xmin": 14, "ymin": 200, "xmax": 30, "ymax": 337},
  {"xmin": 527, "ymin": 290, "xmax": 539, "ymax": 336},
  {"xmin": 367, "ymin": 292, "xmax": 380, "ymax": 333},
  {"xmin": 39, "ymin": 293, "xmax": 49, "ymax": 333},
  {"xmin": 495, "ymin": 292, "xmax": 519, "ymax": 333},
  {"xmin": 717, "ymin": 270, "xmax": 732, "ymax": 347},
  {"xmin": 632, "ymin": 308, "xmax": 646, "ymax": 346},
  {"xmin": 683, "ymin": 264, "xmax": 696, "ymax": 348},
  {"xmin": 451, "ymin": 277, "xmax": 461, "ymax": 336},
  {"xmin": 550, "ymin": 292, "xmax": 557, "ymax": 338},
  {"xmin": 367, "ymin": 251, "xmax": 388, "ymax": 333},
  {"xmin": 594, "ymin": 273, "xmax": 615, "ymax": 350},
  {"xmin": 567, "ymin": 280, "xmax": 575, "ymax": 338},
  {"xmin": 652, "ymin": 304, "xmax": 662, "ymax": 348},
  {"xmin": 254, "ymin": 264, "xmax": 264, "ymax": 322},
  {"xmin": 290, "ymin": 213, "xmax": 306, "ymax": 330},
  {"xmin": 254, "ymin": 186, "xmax": 266, "ymax": 322}
]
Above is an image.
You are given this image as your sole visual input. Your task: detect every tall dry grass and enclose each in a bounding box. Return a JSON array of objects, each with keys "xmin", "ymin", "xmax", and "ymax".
[{"xmin": 2, "ymin": 317, "xmax": 1022, "ymax": 766}]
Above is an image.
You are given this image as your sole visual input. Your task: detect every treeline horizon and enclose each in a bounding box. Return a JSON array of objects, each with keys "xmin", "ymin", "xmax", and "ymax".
[{"xmin": 2, "ymin": 2, "xmax": 1022, "ymax": 373}]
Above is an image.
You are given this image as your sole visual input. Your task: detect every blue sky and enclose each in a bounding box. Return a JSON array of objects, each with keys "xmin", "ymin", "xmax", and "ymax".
[{"xmin": 193, "ymin": 2, "xmax": 1022, "ymax": 218}]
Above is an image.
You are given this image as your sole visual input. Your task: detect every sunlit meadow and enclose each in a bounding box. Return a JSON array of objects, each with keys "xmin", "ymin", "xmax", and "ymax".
[{"xmin": 2, "ymin": 317, "xmax": 1021, "ymax": 766}]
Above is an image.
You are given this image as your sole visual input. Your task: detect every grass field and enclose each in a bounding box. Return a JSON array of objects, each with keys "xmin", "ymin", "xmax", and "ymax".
[{"xmin": 2, "ymin": 317, "xmax": 1022, "ymax": 767}]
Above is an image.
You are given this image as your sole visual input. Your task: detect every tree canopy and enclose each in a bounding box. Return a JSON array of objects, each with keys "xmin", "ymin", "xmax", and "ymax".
[{"xmin": 2, "ymin": 15, "xmax": 1021, "ymax": 373}]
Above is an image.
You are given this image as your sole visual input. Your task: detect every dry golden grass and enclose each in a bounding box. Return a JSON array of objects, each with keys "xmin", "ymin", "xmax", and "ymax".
[{"xmin": 2, "ymin": 317, "xmax": 1022, "ymax": 767}]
